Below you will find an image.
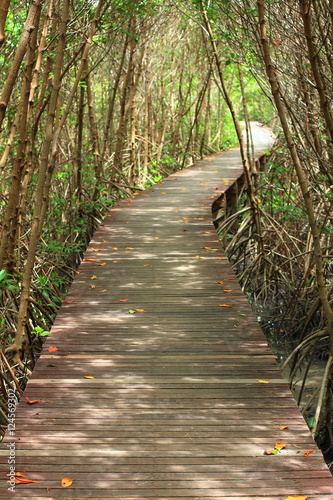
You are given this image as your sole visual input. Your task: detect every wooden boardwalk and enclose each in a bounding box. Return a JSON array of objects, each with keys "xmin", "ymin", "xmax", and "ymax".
[{"xmin": 0, "ymin": 123, "xmax": 332, "ymax": 498}]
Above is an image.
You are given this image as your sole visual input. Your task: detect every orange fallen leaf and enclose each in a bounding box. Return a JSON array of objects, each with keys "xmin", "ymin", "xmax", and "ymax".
[
  {"xmin": 119, "ymin": 299, "xmax": 128, "ymax": 302},
  {"xmin": 84, "ymin": 258, "xmax": 99, "ymax": 262},
  {"xmin": 48, "ymin": 346, "xmax": 58, "ymax": 352},
  {"xmin": 279, "ymin": 425, "xmax": 290, "ymax": 430},
  {"xmin": 113, "ymin": 261, "xmax": 120, "ymax": 263},
  {"xmin": 303, "ymin": 449, "xmax": 314, "ymax": 457},
  {"xmin": 202, "ymin": 246, "xmax": 211, "ymax": 250},
  {"xmin": 135, "ymin": 309, "xmax": 145, "ymax": 312},
  {"xmin": 284, "ymin": 497, "xmax": 307, "ymax": 500},
  {"xmin": 61, "ymin": 477, "xmax": 74, "ymax": 488},
  {"xmin": 91, "ymin": 248, "xmax": 101, "ymax": 252},
  {"xmin": 15, "ymin": 476, "xmax": 42, "ymax": 484},
  {"xmin": 63, "ymin": 300, "xmax": 74, "ymax": 303},
  {"xmin": 223, "ymin": 289, "xmax": 232, "ymax": 293},
  {"xmin": 217, "ymin": 281, "xmax": 225, "ymax": 285},
  {"xmin": 217, "ymin": 257, "xmax": 223, "ymax": 260},
  {"xmin": 101, "ymin": 289, "xmax": 107, "ymax": 293},
  {"xmin": 275, "ymin": 442, "xmax": 286, "ymax": 451},
  {"xmin": 220, "ymin": 304, "xmax": 232, "ymax": 308},
  {"xmin": 26, "ymin": 397, "xmax": 39, "ymax": 405},
  {"xmin": 98, "ymin": 263, "xmax": 106, "ymax": 266},
  {"xmin": 91, "ymin": 285, "xmax": 95, "ymax": 289},
  {"xmin": 143, "ymin": 264, "xmax": 150, "ymax": 267},
  {"xmin": 84, "ymin": 376, "xmax": 94, "ymax": 379}
]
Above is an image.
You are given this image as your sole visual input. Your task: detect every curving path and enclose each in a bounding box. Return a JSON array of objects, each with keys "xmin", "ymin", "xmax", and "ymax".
[{"xmin": 0, "ymin": 123, "xmax": 332, "ymax": 498}]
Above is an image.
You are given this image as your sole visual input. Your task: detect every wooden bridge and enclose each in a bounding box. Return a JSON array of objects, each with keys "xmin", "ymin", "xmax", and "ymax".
[{"xmin": 0, "ymin": 123, "xmax": 332, "ymax": 498}]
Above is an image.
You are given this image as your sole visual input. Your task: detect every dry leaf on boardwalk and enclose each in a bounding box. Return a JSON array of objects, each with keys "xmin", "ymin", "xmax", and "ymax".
[
  {"xmin": 26, "ymin": 397, "xmax": 39, "ymax": 405},
  {"xmin": 61, "ymin": 477, "xmax": 74, "ymax": 488}
]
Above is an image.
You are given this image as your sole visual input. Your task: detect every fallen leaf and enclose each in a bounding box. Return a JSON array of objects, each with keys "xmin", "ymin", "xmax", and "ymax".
[
  {"xmin": 217, "ymin": 281, "xmax": 225, "ymax": 285},
  {"xmin": 12, "ymin": 472, "xmax": 27, "ymax": 478},
  {"xmin": 63, "ymin": 300, "xmax": 74, "ymax": 303},
  {"xmin": 48, "ymin": 346, "xmax": 58, "ymax": 352},
  {"xmin": 91, "ymin": 248, "xmax": 101, "ymax": 252},
  {"xmin": 91, "ymin": 275, "xmax": 97, "ymax": 280},
  {"xmin": 182, "ymin": 229, "xmax": 188, "ymax": 232},
  {"xmin": 101, "ymin": 289, "xmax": 107, "ymax": 293},
  {"xmin": 284, "ymin": 497, "xmax": 307, "ymax": 500},
  {"xmin": 91, "ymin": 285, "xmax": 95, "ymax": 289},
  {"xmin": 26, "ymin": 397, "xmax": 39, "ymax": 405},
  {"xmin": 143, "ymin": 264, "xmax": 150, "ymax": 267},
  {"xmin": 154, "ymin": 237, "xmax": 159, "ymax": 240},
  {"xmin": 220, "ymin": 304, "xmax": 232, "ymax": 308},
  {"xmin": 113, "ymin": 261, "xmax": 120, "ymax": 263},
  {"xmin": 303, "ymin": 449, "xmax": 314, "ymax": 457},
  {"xmin": 161, "ymin": 192, "xmax": 166, "ymax": 194},
  {"xmin": 98, "ymin": 263, "xmax": 106, "ymax": 266},
  {"xmin": 136, "ymin": 309, "xmax": 145, "ymax": 312},
  {"xmin": 202, "ymin": 246, "xmax": 211, "ymax": 250},
  {"xmin": 113, "ymin": 247, "xmax": 118, "ymax": 250},
  {"xmin": 84, "ymin": 258, "xmax": 99, "ymax": 262},
  {"xmin": 217, "ymin": 257, "xmax": 223, "ymax": 260},
  {"xmin": 129, "ymin": 310, "xmax": 135, "ymax": 314},
  {"xmin": 223, "ymin": 289, "xmax": 232, "ymax": 293},
  {"xmin": 279, "ymin": 425, "xmax": 290, "ymax": 430},
  {"xmin": 84, "ymin": 376, "xmax": 94, "ymax": 379},
  {"xmin": 15, "ymin": 476, "xmax": 42, "ymax": 484},
  {"xmin": 61, "ymin": 477, "xmax": 73, "ymax": 488},
  {"xmin": 264, "ymin": 449, "xmax": 278, "ymax": 455},
  {"xmin": 119, "ymin": 299, "xmax": 128, "ymax": 302},
  {"xmin": 275, "ymin": 442, "xmax": 286, "ymax": 451},
  {"xmin": 257, "ymin": 380, "xmax": 269, "ymax": 383},
  {"xmin": 126, "ymin": 247, "xmax": 134, "ymax": 250}
]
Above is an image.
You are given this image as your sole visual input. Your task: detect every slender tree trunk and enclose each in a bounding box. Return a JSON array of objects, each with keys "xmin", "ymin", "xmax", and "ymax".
[
  {"xmin": 0, "ymin": 0, "xmax": 11, "ymax": 49},
  {"xmin": 200, "ymin": 0, "xmax": 263, "ymax": 255},
  {"xmin": 0, "ymin": 0, "xmax": 42, "ymax": 132},
  {"xmin": 0, "ymin": 2, "xmax": 42, "ymax": 272},
  {"xmin": 299, "ymin": 0, "xmax": 333, "ymax": 153}
]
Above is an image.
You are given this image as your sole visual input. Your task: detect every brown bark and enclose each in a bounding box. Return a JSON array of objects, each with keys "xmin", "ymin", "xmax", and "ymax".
[
  {"xmin": 0, "ymin": 0, "xmax": 11, "ymax": 48},
  {"xmin": 0, "ymin": 2, "xmax": 42, "ymax": 272},
  {"xmin": 0, "ymin": 0, "xmax": 41, "ymax": 132}
]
